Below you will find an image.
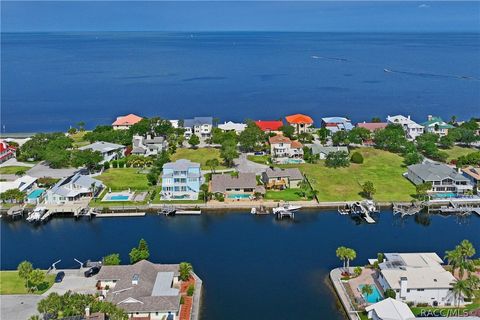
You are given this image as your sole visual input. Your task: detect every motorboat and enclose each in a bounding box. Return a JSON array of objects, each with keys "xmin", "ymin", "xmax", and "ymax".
[{"xmin": 272, "ymin": 203, "xmax": 302, "ymax": 214}]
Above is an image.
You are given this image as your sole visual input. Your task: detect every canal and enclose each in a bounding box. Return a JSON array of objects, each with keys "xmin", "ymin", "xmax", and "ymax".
[{"xmin": 1, "ymin": 210, "xmax": 479, "ymax": 320}]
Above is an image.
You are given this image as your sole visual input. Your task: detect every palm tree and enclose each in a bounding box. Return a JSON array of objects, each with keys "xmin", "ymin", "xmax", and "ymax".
[
  {"xmin": 179, "ymin": 262, "xmax": 193, "ymax": 281},
  {"xmin": 361, "ymin": 284, "xmax": 373, "ymax": 302},
  {"xmin": 451, "ymin": 279, "xmax": 472, "ymax": 307},
  {"xmin": 446, "ymin": 240, "xmax": 476, "ymax": 279},
  {"xmin": 336, "ymin": 246, "xmax": 348, "ymax": 270},
  {"xmin": 345, "ymin": 248, "xmax": 357, "ymax": 270}
]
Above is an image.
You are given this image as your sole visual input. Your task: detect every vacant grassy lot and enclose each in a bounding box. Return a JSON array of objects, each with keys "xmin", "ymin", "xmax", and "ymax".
[
  {"xmin": 171, "ymin": 147, "xmax": 227, "ymax": 170},
  {"xmin": 0, "ymin": 271, "xmax": 55, "ymax": 294},
  {"xmin": 0, "ymin": 166, "xmax": 29, "ymax": 175},
  {"xmin": 265, "ymin": 188, "xmax": 308, "ymax": 201},
  {"xmin": 247, "ymin": 155, "xmax": 270, "ymax": 165},
  {"xmin": 96, "ymin": 168, "xmax": 150, "ymax": 191},
  {"xmin": 442, "ymin": 146, "xmax": 478, "ymax": 162},
  {"xmin": 69, "ymin": 130, "xmax": 91, "ymax": 147},
  {"xmin": 282, "ymin": 148, "xmax": 415, "ymax": 202}
]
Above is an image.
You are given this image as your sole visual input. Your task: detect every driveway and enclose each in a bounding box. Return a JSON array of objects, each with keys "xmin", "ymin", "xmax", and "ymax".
[
  {"xmin": 45, "ymin": 268, "xmax": 98, "ymax": 295},
  {"xmin": 234, "ymin": 153, "xmax": 269, "ymax": 175},
  {"xmin": 0, "ymin": 294, "xmax": 42, "ymax": 320},
  {"xmin": 27, "ymin": 162, "xmax": 77, "ymax": 179},
  {"xmin": 0, "ymin": 158, "xmax": 35, "ymax": 168}
]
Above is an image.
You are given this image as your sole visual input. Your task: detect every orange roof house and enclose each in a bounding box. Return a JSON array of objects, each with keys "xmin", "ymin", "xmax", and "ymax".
[
  {"xmin": 112, "ymin": 114, "xmax": 143, "ymax": 130},
  {"xmin": 285, "ymin": 114, "xmax": 314, "ymax": 134}
]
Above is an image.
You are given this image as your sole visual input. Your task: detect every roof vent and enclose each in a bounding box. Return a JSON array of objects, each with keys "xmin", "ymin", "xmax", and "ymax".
[{"xmin": 132, "ymin": 274, "xmax": 139, "ymax": 285}]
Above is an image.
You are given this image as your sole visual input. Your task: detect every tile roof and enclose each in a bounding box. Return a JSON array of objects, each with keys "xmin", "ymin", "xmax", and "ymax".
[
  {"xmin": 255, "ymin": 120, "xmax": 283, "ymax": 132},
  {"xmin": 269, "ymin": 135, "xmax": 292, "ymax": 144},
  {"xmin": 263, "ymin": 167, "xmax": 303, "ymax": 180},
  {"xmin": 357, "ymin": 122, "xmax": 388, "ymax": 132},
  {"xmin": 462, "ymin": 166, "xmax": 480, "ymax": 180},
  {"xmin": 112, "ymin": 114, "xmax": 143, "ymax": 126},
  {"xmin": 210, "ymin": 173, "xmax": 257, "ymax": 193},
  {"xmin": 285, "ymin": 114, "xmax": 314, "ymax": 124}
]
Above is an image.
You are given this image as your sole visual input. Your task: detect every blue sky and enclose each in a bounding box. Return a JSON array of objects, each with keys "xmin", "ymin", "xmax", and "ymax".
[{"xmin": 2, "ymin": 1, "xmax": 480, "ymax": 32}]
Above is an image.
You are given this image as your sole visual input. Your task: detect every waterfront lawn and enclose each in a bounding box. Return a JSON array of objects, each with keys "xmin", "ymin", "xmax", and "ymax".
[
  {"xmin": 171, "ymin": 148, "xmax": 227, "ymax": 170},
  {"xmin": 247, "ymin": 155, "xmax": 270, "ymax": 165},
  {"xmin": 282, "ymin": 148, "xmax": 416, "ymax": 202},
  {"xmin": 69, "ymin": 130, "xmax": 91, "ymax": 147},
  {"xmin": 442, "ymin": 146, "xmax": 478, "ymax": 162},
  {"xmin": 0, "ymin": 271, "xmax": 55, "ymax": 295},
  {"xmin": 0, "ymin": 166, "xmax": 29, "ymax": 175},
  {"xmin": 96, "ymin": 168, "xmax": 150, "ymax": 191},
  {"xmin": 265, "ymin": 188, "xmax": 308, "ymax": 201}
]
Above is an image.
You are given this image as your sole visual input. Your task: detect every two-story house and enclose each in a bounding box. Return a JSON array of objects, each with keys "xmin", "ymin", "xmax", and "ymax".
[
  {"xmin": 321, "ymin": 117, "xmax": 353, "ymax": 133},
  {"xmin": 422, "ymin": 115, "xmax": 455, "ymax": 137},
  {"xmin": 161, "ymin": 159, "xmax": 201, "ymax": 200},
  {"xmin": 386, "ymin": 115, "xmax": 424, "ymax": 141},
  {"xmin": 183, "ymin": 117, "xmax": 213, "ymax": 138},
  {"xmin": 406, "ymin": 162, "xmax": 473, "ymax": 195},
  {"xmin": 44, "ymin": 172, "xmax": 104, "ymax": 204},
  {"xmin": 131, "ymin": 135, "xmax": 167, "ymax": 156},
  {"xmin": 78, "ymin": 141, "xmax": 126, "ymax": 163},
  {"xmin": 268, "ymin": 135, "xmax": 303, "ymax": 164},
  {"xmin": 112, "ymin": 113, "xmax": 143, "ymax": 130},
  {"xmin": 285, "ymin": 114, "xmax": 314, "ymax": 135}
]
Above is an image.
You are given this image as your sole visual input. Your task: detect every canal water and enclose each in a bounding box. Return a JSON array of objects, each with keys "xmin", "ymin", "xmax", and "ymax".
[{"xmin": 1, "ymin": 210, "xmax": 479, "ymax": 320}]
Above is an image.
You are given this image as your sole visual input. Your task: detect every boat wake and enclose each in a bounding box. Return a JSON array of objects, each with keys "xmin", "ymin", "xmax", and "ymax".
[
  {"xmin": 383, "ymin": 68, "xmax": 478, "ymax": 81},
  {"xmin": 311, "ymin": 55, "xmax": 348, "ymax": 62}
]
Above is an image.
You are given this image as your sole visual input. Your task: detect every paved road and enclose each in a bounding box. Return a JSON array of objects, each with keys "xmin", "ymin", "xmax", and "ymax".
[
  {"xmin": 234, "ymin": 153, "xmax": 269, "ymax": 174},
  {"xmin": 0, "ymin": 294, "xmax": 42, "ymax": 320},
  {"xmin": 27, "ymin": 162, "xmax": 76, "ymax": 179}
]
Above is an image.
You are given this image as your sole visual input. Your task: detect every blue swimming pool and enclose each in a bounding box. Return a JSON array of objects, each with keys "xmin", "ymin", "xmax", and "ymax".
[
  {"xmin": 109, "ymin": 195, "xmax": 130, "ymax": 201},
  {"xmin": 27, "ymin": 189, "xmax": 45, "ymax": 199},
  {"xmin": 359, "ymin": 284, "xmax": 382, "ymax": 303},
  {"xmin": 432, "ymin": 193, "xmax": 457, "ymax": 199},
  {"xmin": 227, "ymin": 194, "xmax": 251, "ymax": 199}
]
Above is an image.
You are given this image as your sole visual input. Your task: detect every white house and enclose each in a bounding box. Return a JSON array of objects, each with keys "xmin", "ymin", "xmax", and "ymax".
[
  {"xmin": 0, "ymin": 175, "xmax": 37, "ymax": 194},
  {"xmin": 131, "ymin": 135, "xmax": 167, "ymax": 156},
  {"xmin": 309, "ymin": 145, "xmax": 349, "ymax": 160},
  {"xmin": 376, "ymin": 253, "xmax": 458, "ymax": 307},
  {"xmin": 182, "ymin": 117, "xmax": 213, "ymax": 138},
  {"xmin": 365, "ymin": 298, "xmax": 415, "ymax": 320},
  {"xmin": 44, "ymin": 172, "xmax": 104, "ymax": 204},
  {"xmin": 268, "ymin": 134, "xmax": 303, "ymax": 164},
  {"xmin": 387, "ymin": 115, "xmax": 424, "ymax": 141},
  {"xmin": 422, "ymin": 115, "xmax": 455, "ymax": 137},
  {"xmin": 78, "ymin": 141, "xmax": 126, "ymax": 163},
  {"xmin": 218, "ymin": 121, "xmax": 247, "ymax": 134}
]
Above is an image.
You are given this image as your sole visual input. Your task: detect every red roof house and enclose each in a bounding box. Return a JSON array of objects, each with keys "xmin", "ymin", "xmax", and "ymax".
[
  {"xmin": 112, "ymin": 113, "xmax": 143, "ymax": 130},
  {"xmin": 255, "ymin": 120, "xmax": 284, "ymax": 132},
  {"xmin": 0, "ymin": 140, "xmax": 16, "ymax": 163}
]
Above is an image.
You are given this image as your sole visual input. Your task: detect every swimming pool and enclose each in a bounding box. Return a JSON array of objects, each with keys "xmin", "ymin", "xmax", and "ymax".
[
  {"xmin": 102, "ymin": 193, "xmax": 132, "ymax": 201},
  {"xmin": 27, "ymin": 189, "xmax": 45, "ymax": 199},
  {"xmin": 359, "ymin": 284, "xmax": 382, "ymax": 303},
  {"xmin": 432, "ymin": 193, "xmax": 457, "ymax": 199},
  {"xmin": 283, "ymin": 159, "xmax": 304, "ymax": 164},
  {"xmin": 227, "ymin": 194, "xmax": 251, "ymax": 199}
]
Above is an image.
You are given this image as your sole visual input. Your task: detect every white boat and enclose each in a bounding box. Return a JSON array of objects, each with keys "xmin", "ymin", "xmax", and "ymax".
[
  {"xmin": 361, "ymin": 200, "xmax": 378, "ymax": 213},
  {"xmin": 272, "ymin": 203, "xmax": 302, "ymax": 214},
  {"xmin": 384, "ymin": 68, "xmax": 392, "ymax": 73},
  {"xmin": 250, "ymin": 207, "xmax": 257, "ymax": 214},
  {"xmin": 27, "ymin": 207, "xmax": 47, "ymax": 223}
]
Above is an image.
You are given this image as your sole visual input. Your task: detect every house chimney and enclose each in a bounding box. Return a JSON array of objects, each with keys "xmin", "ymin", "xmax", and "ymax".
[
  {"xmin": 85, "ymin": 307, "xmax": 90, "ymax": 317},
  {"xmin": 407, "ymin": 115, "xmax": 411, "ymax": 120},
  {"xmin": 428, "ymin": 115, "xmax": 433, "ymax": 121},
  {"xmin": 400, "ymin": 277, "xmax": 408, "ymax": 298}
]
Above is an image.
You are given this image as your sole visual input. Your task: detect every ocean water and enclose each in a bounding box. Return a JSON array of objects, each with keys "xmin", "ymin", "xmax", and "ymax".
[
  {"xmin": 1, "ymin": 32, "xmax": 479, "ymax": 133},
  {"xmin": 1, "ymin": 211, "xmax": 479, "ymax": 320}
]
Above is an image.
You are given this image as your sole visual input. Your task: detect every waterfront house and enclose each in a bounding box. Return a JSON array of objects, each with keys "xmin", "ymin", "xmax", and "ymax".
[
  {"xmin": 365, "ymin": 298, "xmax": 415, "ymax": 320},
  {"xmin": 0, "ymin": 175, "xmax": 37, "ymax": 194},
  {"xmin": 161, "ymin": 159, "xmax": 201, "ymax": 200},
  {"xmin": 112, "ymin": 113, "xmax": 143, "ymax": 130},
  {"xmin": 406, "ymin": 162, "xmax": 473, "ymax": 195},
  {"xmin": 210, "ymin": 172, "xmax": 265, "ymax": 200},
  {"xmin": 309, "ymin": 145, "xmax": 348, "ymax": 160},
  {"xmin": 218, "ymin": 121, "xmax": 247, "ymax": 134},
  {"xmin": 132, "ymin": 135, "xmax": 167, "ymax": 156},
  {"xmin": 96, "ymin": 260, "xmax": 181, "ymax": 320},
  {"xmin": 268, "ymin": 134, "xmax": 304, "ymax": 164},
  {"xmin": 376, "ymin": 252, "xmax": 458, "ymax": 306},
  {"xmin": 255, "ymin": 120, "xmax": 283, "ymax": 133},
  {"xmin": 357, "ymin": 122, "xmax": 388, "ymax": 132},
  {"xmin": 321, "ymin": 117, "xmax": 353, "ymax": 133},
  {"xmin": 422, "ymin": 115, "xmax": 455, "ymax": 137},
  {"xmin": 44, "ymin": 172, "xmax": 104, "ymax": 204},
  {"xmin": 78, "ymin": 141, "xmax": 126, "ymax": 163},
  {"xmin": 0, "ymin": 140, "xmax": 16, "ymax": 164},
  {"xmin": 262, "ymin": 167, "xmax": 303, "ymax": 189},
  {"xmin": 462, "ymin": 166, "xmax": 480, "ymax": 191},
  {"xmin": 182, "ymin": 117, "xmax": 213, "ymax": 138},
  {"xmin": 285, "ymin": 114, "xmax": 314, "ymax": 134},
  {"xmin": 386, "ymin": 115, "xmax": 424, "ymax": 141}
]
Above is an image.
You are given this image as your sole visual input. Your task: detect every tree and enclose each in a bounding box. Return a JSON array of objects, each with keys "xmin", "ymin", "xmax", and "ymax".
[
  {"xmin": 206, "ymin": 158, "xmax": 220, "ymax": 173},
  {"xmin": 415, "ymin": 182, "xmax": 432, "ymax": 200},
  {"xmin": 0, "ymin": 189, "xmax": 26, "ymax": 203},
  {"xmin": 220, "ymin": 140, "xmax": 239, "ymax": 167},
  {"xmin": 348, "ymin": 127, "xmax": 371, "ymax": 145},
  {"xmin": 403, "ymin": 151, "xmax": 423, "ymax": 165},
  {"xmin": 76, "ymin": 121, "xmax": 86, "ymax": 131},
  {"xmin": 280, "ymin": 125, "xmax": 295, "ymax": 139},
  {"xmin": 373, "ymin": 124, "xmax": 408, "ymax": 153},
  {"xmin": 303, "ymin": 146, "xmax": 319, "ymax": 164},
  {"xmin": 336, "ymin": 246, "xmax": 356, "ymax": 272},
  {"xmin": 354, "ymin": 266, "xmax": 362, "ymax": 277},
  {"xmin": 188, "ymin": 134, "xmax": 200, "ymax": 149},
  {"xmin": 71, "ymin": 150, "xmax": 103, "ymax": 171},
  {"xmin": 147, "ymin": 171, "xmax": 159, "ymax": 186},
  {"xmin": 199, "ymin": 184, "xmax": 211, "ymax": 202},
  {"xmin": 345, "ymin": 248, "xmax": 357, "ymax": 270},
  {"xmin": 332, "ymin": 131, "xmax": 350, "ymax": 146},
  {"xmin": 129, "ymin": 239, "xmax": 150, "ymax": 264},
  {"xmin": 28, "ymin": 269, "xmax": 46, "ymax": 292},
  {"xmin": 103, "ymin": 253, "xmax": 121, "ymax": 266},
  {"xmin": 384, "ymin": 288, "xmax": 396, "ymax": 299},
  {"xmin": 445, "ymin": 240, "xmax": 476, "ymax": 279},
  {"xmin": 325, "ymin": 151, "xmax": 350, "ymax": 168},
  {"xmin": 439, "ymin": 135, "xmax": 454, "ymax": 148},
  {"xmin": 371, "ymin": 117, "xmax": 381, "ymax": 123},
  {"xmin": 361, "ymin": 181, "xmax": 376, "ymax": 199},
  {"xmin": 179, "ymin": 262, "xmax": 193, "ymax": 281},
  {"xmin": 238, "ymin": 120, "xmax": 266, "ymax": 152},
  {"xmin": 361, "ymin": 284, "xmax": 373, "ymax": 301},
  {"xmin": 317, "ymin": 128, "xmax": 329, "ymax": 145},
  {"xmin": 17, "ymin": 261, "xmax": 33, "ymax": 290}
]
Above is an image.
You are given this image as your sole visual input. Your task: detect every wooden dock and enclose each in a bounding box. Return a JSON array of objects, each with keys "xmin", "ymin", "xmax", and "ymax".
[{"xmin": 96, "ymin": 212, "xmax": 146, "ymax": 218}]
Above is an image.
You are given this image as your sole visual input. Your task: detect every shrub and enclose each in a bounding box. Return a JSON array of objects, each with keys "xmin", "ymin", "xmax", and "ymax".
[
  {"xmin": 111, "ymin": 160, "xmax": 118, "ymax": 168},
  {"xmin": 187, "ymin": 284, "xmax": 195, "ymax": 296},
  {"xmin": 125, "ymin": 161, "xmax": 131, "ymax": 168},
  {"xmin": 180, "ymin": 296, "xmax": 185, "ymax": 305},
  {"xmin": 384, "ymin": 288, "xmax": 396, "ymax": 299},
  {"xmin": 117, "ymin": 160, "xmax": 125, "ymax": 168},
  {"xmin": 354, "ymin": 266, "xmax": 362, "ymax": 277},
  {"xmin": 377, "ymin": 253, "xmax": 384, "ymax": 263},
  {"xmin": 103, "ymin": 161, "xmax": 110, "ymax": 170},
  {"xmin": 215, "ymin": 193, "xmax": 225, "ymax": 202},
  {"xmin": 350, "ymin": 152, "xmax": 364, "ymax": 164}
]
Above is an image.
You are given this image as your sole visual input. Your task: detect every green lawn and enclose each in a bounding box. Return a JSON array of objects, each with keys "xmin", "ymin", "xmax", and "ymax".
[
  {"xmin": 442, "ymin": 146, "xmax": 478, "ymax": 162},
  {"xmin": 282, "ymin": 148, "xmax": 416, "ymax": 202},
  {"xmin": 171, "ymin": 148, "xmax": 227, "ymax": 170},
  {"xmin": 265, "ymin": 188, "xmax": 309, "ymax": 201},
  {"xmin": 96, "ymin": 168, "xmax": 150, "ymax": 191},
  {"xmin": 247, "ymin": 155, "xmax": 270, "ymax": 165},
  {"xmin": 0, "ymin": 166, "xmax": 29, "ymax": 175},
  {"xmin": 0, "ymin": 271, "xmax": 55, "ymax": 295},
  {"xmin": 69, "ymin": 130, "xmax": 91, "ymax": 148}
]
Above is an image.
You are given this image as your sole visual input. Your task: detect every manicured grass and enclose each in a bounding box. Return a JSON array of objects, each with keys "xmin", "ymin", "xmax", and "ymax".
[
  {"xmin": 282, "ymin": 148, "xmax": 416, "ymax": 202},
  {"xmin": 265, "ymin": 188, "xmax": 309, "ymax": 201},
  {"xmin": 442, "ymin": 146, "xmax": 478, "ymax": 162},
  {"xmin": 0, "ymin": 270, "xmax": 55, "ymax": 295},
  {"xmin": 0, "ymin": 166, "xmax": 29, "ymax": 175},
  {"xmin": 171, "ymin": 148, "xmax": 227, "ymax": 170},
  {"xmin": 96, "ymin": 168, "xmax": 150, "ymax": 191},
  {"xmin": 247, "ymin": 155, "xmax": 270, "ymax": 165}
]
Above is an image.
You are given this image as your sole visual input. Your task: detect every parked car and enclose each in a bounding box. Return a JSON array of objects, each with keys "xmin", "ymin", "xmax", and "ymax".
[
  {"xmin": 254, "ymin": 151, "xmax": 265, "ymax": 156},
  {"xmin": 84, "ymin": 266, "xmax": 100, "ymax": 277},
  {"xmin": 55, "ymin": 271, "xmax": 65, "ymax": 283}
]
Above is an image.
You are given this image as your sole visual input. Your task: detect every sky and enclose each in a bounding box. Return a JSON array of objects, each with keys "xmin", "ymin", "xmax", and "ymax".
[{"xmin": 1, "ymin": 1, "xmax": 480, "ymax": 32}]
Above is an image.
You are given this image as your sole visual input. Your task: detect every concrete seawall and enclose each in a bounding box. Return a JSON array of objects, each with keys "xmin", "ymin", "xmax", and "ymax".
[{"xmin": 329, "ymin": 268, "xmax": 361, "ymax": 320}]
